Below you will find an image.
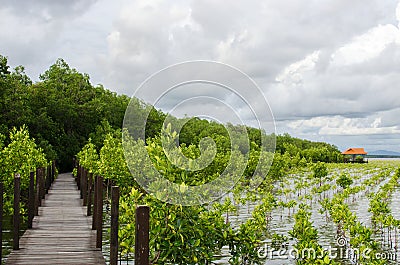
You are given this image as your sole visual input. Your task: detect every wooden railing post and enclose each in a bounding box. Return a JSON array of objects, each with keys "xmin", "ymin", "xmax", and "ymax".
[
  {"xmin": 87, "ymin": 172, "xmax": 93, "ymax": 216},
  {"xmin": 34, "ymin": 169, "xmax": 39, "ymax": 216},
  {"xmin": 49, "ymin": 163, "xmax": 53, "ymax": 185},
  {"xmin": 13, "ymin": 173, "xmax": 20, "ymax": 250},
  {"xmin": 95, "ymin": 176, "xmax": 103, "ymax": 249},
  {"xmin": 77, "ymin": 163, "xmax": 81, "ymax": 190},
  {"xmin": 45, "ymin": 166, "xmax": 50, "ymax": 194},
  {"xmin": 82, "ymin": 169, "xmax": 88, "ymax": 206},
  {"xmin": 0, "ymin": 181, "xmax": 3, "ymax": 263},
  {"xmin": 36, "ymin": 167, "xmax": 45, "ymax": 203},
  {"xmin": 110, "ymin": 186, "xmax": 120, "ymax": 265},
  {"xmin": 92, "ymin": 175, "xmax": 98, "ymax": 230},
  {"xmin": 40, "ymin": 167, "xmax": 45, "ymax": 200},
  {"xmin": 135, "ymin": 205, "xmax": 150, "ymax": 265},
  {"xmin": 36, "ymin": 168, "xmax": 42, "ymax": 207},
  {"xmin": 48, "ymin": 165, "xmax": 52, "ymax": 191},
  {"xmin": 28, "ymin": 171, "xmax": 35, "ymax": 229},
  {"xmin": 80, "ymin": 166, "xmax": 85, "ymax": 199},
  {"xmin": 51, "ymin": 160, "xmax": 56, "ymax": 183}
]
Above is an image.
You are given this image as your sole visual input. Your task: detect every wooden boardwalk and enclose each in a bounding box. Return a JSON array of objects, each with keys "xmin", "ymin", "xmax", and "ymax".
[{"xmin": 5, "ymin": 173, "xmax": 106, "ymax": 265}]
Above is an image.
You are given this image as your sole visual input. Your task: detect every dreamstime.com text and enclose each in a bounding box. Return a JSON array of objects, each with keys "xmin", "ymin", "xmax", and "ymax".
[{"xmin": 257, "ymin": 243, "xmax": 396, "ymax": 262}]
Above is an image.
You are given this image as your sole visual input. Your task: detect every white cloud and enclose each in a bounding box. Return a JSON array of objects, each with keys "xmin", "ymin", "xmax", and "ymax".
[
  {"xmin": 397, "ymin": 1, "xmax": 400, "ymax": 27},
  {"xmin": 331, "ymin": 24, "xmax": 400, "ymax": 66},
  {"xmin": 287, "ymin": 115, "xmax": 400, "ymax": 136},
  {"xmin": 275, "ymin": 50, "xmax": 320, "ymax": 85}
]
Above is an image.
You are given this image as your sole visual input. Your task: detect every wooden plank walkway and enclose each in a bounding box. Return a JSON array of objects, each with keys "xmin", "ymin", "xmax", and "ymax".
[{"xmin": 5, "ymin": 173, "xmax": 106, "ymax": 265}]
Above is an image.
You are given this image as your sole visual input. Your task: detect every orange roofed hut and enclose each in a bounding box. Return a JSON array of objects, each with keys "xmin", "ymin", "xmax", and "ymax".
[{"xmin": 342, "ymin": 148, "xmax": 368, "ymax": 163}]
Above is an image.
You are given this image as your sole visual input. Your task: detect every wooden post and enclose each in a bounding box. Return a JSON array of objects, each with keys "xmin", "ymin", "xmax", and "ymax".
[
  {"xmin": 36, "ymin": 168, "xmax": 42, "ymax": 207},
  {"xmin": 41, "ymin": 167, "xmax": 46, "ymax": 200},
  {"xmin": 92, "ymin": 175, "xmax": 98, "ymax": 230},
  {"xmin": 47, "ymin": 165, "xmax": 51, "ymax": 191},
  {"xmin": 135, "ymin": 205, "xmax": 150, "ymax": 265},
  {"xmin": 95, "ymin": 176, "xmax": 103, "ymax": 249},
  {"xmin": 110, "ymin": 186, "xmax": 119, "ymax": 265},
  {"xmin": 37, "ymin": 167, "xmax": 45, "ymax": 202},
  {"xmin": 45, "ymin": 166, "xmax": 50, "ymax": 194},
  {"xmin": 0, "ymin": 182, "xmax": 3, "ymax": 263},
  {"xmin": 82, "ymin": 169, "xmax": 88, "ymax": 206},
  {"xmin": 51, "ymin": 162, "xmax": 54, "ymax": 181},
  {"xmin": 28, "ymin": 171, "xmax": 35, "ymax": 229},
  {"xmin": 34, "ymin": 169, "xmax": 39, "ymax": 216},
  {"xmin": 13, "ymin": 173, "xmax": 20, "ymax": 250},
  {"xmin": 51, "ymin": 160, "xmax": 56, "ymax": 183},
  {"xmin": 87, "ymin": 172, "xmax": 93, "ymax": 216},
  {"xmin": 77, "ymin": 164, "xmax": 81, "ymax": 190},
  {"xmin": 80, "ymin": 167, "xmax": 85, "ymax": 199}
]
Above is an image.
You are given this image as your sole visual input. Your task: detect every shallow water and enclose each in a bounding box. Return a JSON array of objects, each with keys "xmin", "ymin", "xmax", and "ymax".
[
  {"xmin": 212, "ymin": 167, "xmax": 400, "ymax": 265},
  {"xmin": 102, "ymin": 164, "xmax": 400, "ymax": 265},
  {"xmin": 391, "ymin": 185, "xmax": 400, "ymax": 221}
]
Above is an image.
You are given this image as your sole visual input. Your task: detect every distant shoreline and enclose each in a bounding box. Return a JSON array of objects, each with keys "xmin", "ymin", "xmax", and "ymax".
[
  {"xmin": 366, "ymin": 155, "xmax": 400, "ymax": 159},
  {"xmin": 367, "ymin": 157, "xmax": 400, "ymax": 161}
]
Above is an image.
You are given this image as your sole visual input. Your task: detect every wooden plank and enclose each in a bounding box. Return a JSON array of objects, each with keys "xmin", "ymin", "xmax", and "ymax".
[{"xmin": 5, "ymin": 173, "xmax": 106, "ymax": 265}]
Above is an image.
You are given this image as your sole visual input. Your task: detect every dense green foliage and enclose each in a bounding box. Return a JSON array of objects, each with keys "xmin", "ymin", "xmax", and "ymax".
[
  {"xmin": 0, "ymin": 126, "xmax": 48, "ymax": 216},
  {"xmin": 76, "ymin": 128, "xmax": 277, "ymax": 264},
  {"xmin": 0, "ymin": 55, "xmax": 134, "ymax": 171},
  {"xmin": 336, "ymin": 173, "xmax": 353, "ymax": 189},
  {"xmin": 276, "ymin": 133, "xmax": 342, "ymax": 163},
  {"xmin": 289, "ymin": 204, "xmax": 335, "ymax": 264}
]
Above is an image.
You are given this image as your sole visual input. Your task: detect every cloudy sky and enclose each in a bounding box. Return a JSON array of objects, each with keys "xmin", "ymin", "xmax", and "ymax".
[{"xmin": 1, "ymin": 0, "xmax": 400, "ymax": 152}]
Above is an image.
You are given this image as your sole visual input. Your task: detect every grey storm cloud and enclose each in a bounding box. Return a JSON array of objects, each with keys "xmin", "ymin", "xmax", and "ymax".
[
  {"xmin": 1, "ymin": 0, "xmax": 400, "ymax": 151},
  {"xmin": 102, "ymin": 0, "xmax": 398, "ymax": 90},
  {"xmin": 0, "ymin": 0, "xmax": 98, "ymax": 19}
]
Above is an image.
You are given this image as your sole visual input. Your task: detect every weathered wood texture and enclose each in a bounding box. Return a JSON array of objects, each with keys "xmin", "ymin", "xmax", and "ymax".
[{"xmin": 5, "ymin": 173, "xmax": 105, "ymax": 265}]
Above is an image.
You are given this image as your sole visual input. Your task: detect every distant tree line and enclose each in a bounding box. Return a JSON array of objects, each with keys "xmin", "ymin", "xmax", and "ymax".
[
  {"xmin": 276, "ymin": 133, "xmax": 342, "ymax": 163},
  {"xmin": 0, "ymin": 54, "xmax": 341, "ymax": 172},
  {"xmin": 0, "ymin": 55, "xmax": 130, "ymax": 171}
]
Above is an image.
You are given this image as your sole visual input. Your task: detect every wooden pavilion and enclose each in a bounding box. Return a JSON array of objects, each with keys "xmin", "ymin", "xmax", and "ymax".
[{"xmin": 342, "ymin": 148, "xmax": 368, "ymax": 163}]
